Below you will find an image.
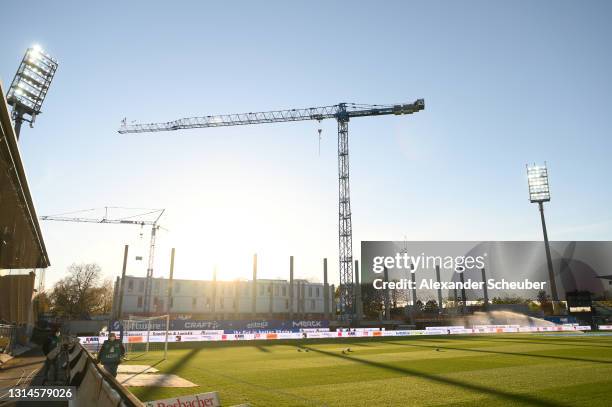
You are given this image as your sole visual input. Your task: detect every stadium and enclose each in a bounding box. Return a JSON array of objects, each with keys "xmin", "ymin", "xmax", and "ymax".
[{"xmin": 2, "ymin": 2, "xmax": 612, "ymax": 407}]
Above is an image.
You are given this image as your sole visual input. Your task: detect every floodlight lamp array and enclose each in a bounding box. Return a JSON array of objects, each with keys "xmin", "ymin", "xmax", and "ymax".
[
  {"xmin": 6, "ymin": 46, "xmax": 58, "ymax": 121},
  {"xmin": 527, "ymin": 164, "xmax": 550, "ymax": 203}
]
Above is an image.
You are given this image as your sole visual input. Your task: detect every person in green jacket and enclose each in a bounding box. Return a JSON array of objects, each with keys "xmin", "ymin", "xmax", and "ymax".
[{"xmin": 96, "ymin": 333, "xmax": 125, "ymax": 377}]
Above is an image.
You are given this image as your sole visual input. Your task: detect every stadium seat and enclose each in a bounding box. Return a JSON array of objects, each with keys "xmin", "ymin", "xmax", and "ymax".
[
  {"xmin": 97, "ymin": 379, "xmax": 122, "ymax": 407},
  {"xmin": 68, "ymin": 345, "xmax": 83, "ymax": 367},
  {"xmin": 69, "ymin": 351, "xmax": 88, "ymax": 386},
  {"xmin": 75, "ymin": 362, "xmax": 102, "ymax": 406}
]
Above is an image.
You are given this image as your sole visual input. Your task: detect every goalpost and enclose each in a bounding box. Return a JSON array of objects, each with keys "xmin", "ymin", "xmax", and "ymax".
[{"xmin": 121, "ymin": 315, "xmax": 169, "ymax": 360}]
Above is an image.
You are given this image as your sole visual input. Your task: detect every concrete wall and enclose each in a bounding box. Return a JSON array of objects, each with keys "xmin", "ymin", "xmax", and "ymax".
[{"xmin": 64, "ymin": 320, "xmax": 109, "ymax": 335}]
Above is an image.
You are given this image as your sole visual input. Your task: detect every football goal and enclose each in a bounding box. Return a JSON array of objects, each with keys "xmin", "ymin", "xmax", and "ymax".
[{"xmin": 121, "ymin": 315, "xmax": 169, "ymax": 360}]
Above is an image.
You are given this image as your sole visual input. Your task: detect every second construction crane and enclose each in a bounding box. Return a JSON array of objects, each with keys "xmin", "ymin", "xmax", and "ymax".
[
  {"xmin": 118, "ymin": 100, "xmax": 425, "ymax": 318},
  {"xmin": 41, "ymin": 207, "xmax": 165, "ymax": 314}
]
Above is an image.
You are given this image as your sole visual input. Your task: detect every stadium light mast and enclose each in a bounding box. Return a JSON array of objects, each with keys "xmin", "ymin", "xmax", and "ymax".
[
  {"xmin": 6, "ymin": 45, "xmax": 58, "ymax": 139},
  {"xmin": 527, "ymin": 163, "xmax": 559, "ymax": 308}
]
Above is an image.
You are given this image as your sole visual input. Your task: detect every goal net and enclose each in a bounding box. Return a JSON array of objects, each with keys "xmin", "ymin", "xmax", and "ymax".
[{"xmin": 121, "ymin": 315, "xmax": 169, "ymax": 360}]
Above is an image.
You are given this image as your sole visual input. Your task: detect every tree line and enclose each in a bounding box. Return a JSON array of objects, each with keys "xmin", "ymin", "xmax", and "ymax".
[{"xmin": 34, "ymin": 263, "xmax": 114, "ymax": 319}]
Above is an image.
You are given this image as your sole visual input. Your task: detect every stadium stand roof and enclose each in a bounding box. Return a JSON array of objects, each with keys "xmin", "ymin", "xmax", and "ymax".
[{"xmin": 0, "ymin": 81, "xmax": 49, "ymax": 269}]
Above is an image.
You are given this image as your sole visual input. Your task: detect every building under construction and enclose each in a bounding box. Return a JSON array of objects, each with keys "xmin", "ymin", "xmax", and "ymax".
[{"xmin": 111, "ymin": 276, "xmax": 335, "ymax": 320}]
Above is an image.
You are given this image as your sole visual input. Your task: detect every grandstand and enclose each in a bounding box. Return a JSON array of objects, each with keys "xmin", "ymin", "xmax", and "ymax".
[{"xmin": 0, "ymin": 81, "xmax": 49, "ymax": 327}]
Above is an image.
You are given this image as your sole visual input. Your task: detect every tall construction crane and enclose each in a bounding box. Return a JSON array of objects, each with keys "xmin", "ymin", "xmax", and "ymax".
[
  {"xmin": 118, "ymin": 100, "xmax": 424, "ymax": 319},
  {"xmin": 40, "ymin": 207, "xmax": 165, "ymax": 315}
]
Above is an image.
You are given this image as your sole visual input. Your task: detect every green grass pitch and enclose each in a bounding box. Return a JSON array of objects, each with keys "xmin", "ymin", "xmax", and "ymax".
[{"xmin": 125, "ymin": 333, "xmax": 612, "ymax": 406}]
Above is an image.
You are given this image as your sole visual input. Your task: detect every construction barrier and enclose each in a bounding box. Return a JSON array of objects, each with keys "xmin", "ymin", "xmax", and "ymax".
[
  {"xmin": 65, "ymin": 339, "xmax": 142, "ymax": 406},
  {"xmin": 60, "ymin": 337, "xmax": 247, "ymax": 406}
]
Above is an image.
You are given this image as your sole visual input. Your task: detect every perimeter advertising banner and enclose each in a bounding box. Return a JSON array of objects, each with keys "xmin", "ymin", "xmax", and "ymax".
[
  {"xmin": 144, "ymin": 391, "xmax": 220, "ymax": 407},
  {"xmin": 361, "ymin": 241, "xmax": 612, "ymax": 301},
  {"xmin": 111, "ymin": 319, "xmax": 329, "ymax": 332}
]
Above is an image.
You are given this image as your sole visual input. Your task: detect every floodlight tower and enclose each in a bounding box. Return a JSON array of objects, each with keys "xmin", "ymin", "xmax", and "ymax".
[
  {"xmin": 6, "ymin": 45, "xmax": 58, "ymax": 139},
  {"xmin": 527, "ymin": 163, "xmax": 559, "ymax": 305}
]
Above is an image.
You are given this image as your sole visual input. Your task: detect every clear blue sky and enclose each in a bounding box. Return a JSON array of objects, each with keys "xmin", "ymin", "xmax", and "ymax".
[{"xmin": 1, "ymin": 0, "xmax": 611, "ymax": 288}]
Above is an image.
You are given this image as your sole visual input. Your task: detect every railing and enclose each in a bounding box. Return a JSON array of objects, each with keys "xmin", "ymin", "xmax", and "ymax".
[{"xmin": 0, "ymin": 324, "xmax": 17, "ymax": 355}]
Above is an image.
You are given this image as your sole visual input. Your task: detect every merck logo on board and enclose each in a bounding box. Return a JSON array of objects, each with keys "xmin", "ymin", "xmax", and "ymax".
[{"xmin": 292, "ymin": 320, "xmax": 323, "ymax": 328}]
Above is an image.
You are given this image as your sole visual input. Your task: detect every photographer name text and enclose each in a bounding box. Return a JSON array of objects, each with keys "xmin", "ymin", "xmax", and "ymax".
[{"xmin": 373, "ymin": 278, "xmax": 547, "ymax": 291}]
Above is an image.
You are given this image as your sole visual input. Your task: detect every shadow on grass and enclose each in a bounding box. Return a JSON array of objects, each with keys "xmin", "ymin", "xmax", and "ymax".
[
  {"xmin": 415, "ymin": 338, "xmax": 452, "ymax": 343},
  {"xmin": 138, "ymin": 347, "xmax": 204, "ymax": 401},
  {"xmin": 303, "ymin": 346, "xmax": 569, "ymax": 407},
  {"xmin": 350, "ymin": 342, "xmax": 374, "ymax": 347},
  {"xmin": 459, "ymin": 335, "xmax": 612, "ymax": 349},
  {"xmin": 163, "ymin": 336, "xmax": 416, "ymax": 351},
  {"xmin": 159, "ymin": 335, "xmax": 612, "ymax": 354},
  {"xmin": 189, "ymin": 362, "xmax": 327, "ymax": 406},
  {"xmin": 255, "ymin": 344, "xmax": 270, "ymax": 353},
  {"xmin": 385, "ymin": 341, "xmax": 612, "ymax": 365}
]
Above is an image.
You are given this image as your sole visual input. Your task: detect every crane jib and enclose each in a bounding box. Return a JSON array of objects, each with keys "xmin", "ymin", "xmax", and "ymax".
[{"xmin": 117, "ymin": 100, "xmax": 424, "ymax": 133}]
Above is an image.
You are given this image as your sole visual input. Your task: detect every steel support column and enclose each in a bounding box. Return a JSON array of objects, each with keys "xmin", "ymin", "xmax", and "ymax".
[
  {"xmin": 143, "ymin": 226, "xmax": 157, "ymax": 315},
  {"xmin": 539, "ymin": 202, "xmax": 559, "ymax": 302}
]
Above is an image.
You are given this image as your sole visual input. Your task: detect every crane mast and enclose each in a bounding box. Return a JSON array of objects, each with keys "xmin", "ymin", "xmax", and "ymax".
[
  {"xmin": 337, "ymin": 104, "xmax": 353, "ymax": 317},
  {"xmin": 119, "ymin": 100, "xmax": 424, "ymax": 319}
]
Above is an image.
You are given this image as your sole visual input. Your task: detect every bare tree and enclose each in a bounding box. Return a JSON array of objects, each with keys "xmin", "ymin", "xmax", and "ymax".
[
  {"xmin": 49, "ymin": 263, "xmax": 106, "ymax": 318},
  {"xmin": 91, "ymin": 279, "xmax": 114, "ymax": 315}
]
